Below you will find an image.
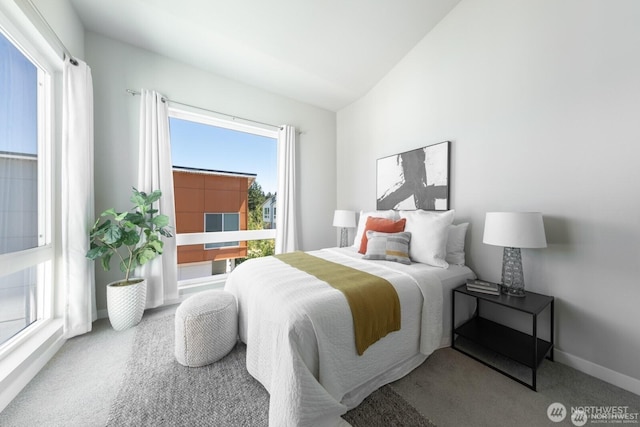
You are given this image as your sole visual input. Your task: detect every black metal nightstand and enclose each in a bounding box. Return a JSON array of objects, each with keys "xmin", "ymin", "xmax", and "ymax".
[{"xmin": 452, "ymin": 284, "xmax": 554, "ymax": 391}]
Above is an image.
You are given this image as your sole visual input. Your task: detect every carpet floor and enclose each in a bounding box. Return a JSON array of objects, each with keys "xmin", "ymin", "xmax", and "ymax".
[
  {"xmin": 106, "ymin": 313, "xmax": 435, "ymax": 426},
  {"xmin": 1, "ymin": 304, "xmax": 638, "ymax": 426}
]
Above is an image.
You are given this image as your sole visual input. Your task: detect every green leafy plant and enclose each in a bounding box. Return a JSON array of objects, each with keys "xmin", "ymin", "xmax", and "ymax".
[{"xmin": 86, "ymin": 188, "xmax": 173, "ymax": 284}]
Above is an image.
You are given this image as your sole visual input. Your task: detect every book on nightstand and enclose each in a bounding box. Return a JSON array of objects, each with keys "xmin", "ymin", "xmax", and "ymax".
[{"xmin": 466, "ymin": 279, "xmax": 501, "ymax": 295}]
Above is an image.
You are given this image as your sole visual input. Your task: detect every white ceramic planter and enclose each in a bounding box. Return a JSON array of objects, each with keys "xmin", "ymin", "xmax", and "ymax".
[{"xmin": 106, "ymin": 278, "xmax": 147, "ymax": 331}]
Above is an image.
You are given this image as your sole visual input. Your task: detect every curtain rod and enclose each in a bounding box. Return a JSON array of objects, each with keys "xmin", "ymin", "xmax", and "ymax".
[
  {"xmin": 126, "ymin": 89, "xmax": 282, "ymax": 130},
  {"xmin": 25, "ymin": 0, "xmax": 78, "ymax": 65}
]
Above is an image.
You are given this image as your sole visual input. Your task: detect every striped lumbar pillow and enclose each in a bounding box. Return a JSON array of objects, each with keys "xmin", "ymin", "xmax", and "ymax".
[{"xmin": 363, "ymin": 231, "xmax": 412, "ymax": 264}]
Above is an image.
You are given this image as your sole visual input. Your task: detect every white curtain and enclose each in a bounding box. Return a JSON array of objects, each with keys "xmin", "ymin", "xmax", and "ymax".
[
  {"xmin": 137, "ymin": 89, "xmax": 178, "ymax": 307},
  {"xmin": 62, "ymin": 57, "xmax": 96, "ymax": 338},
  {"xmin": 275, "ymin": 125, "xmax": 298, "ymax": 254}
]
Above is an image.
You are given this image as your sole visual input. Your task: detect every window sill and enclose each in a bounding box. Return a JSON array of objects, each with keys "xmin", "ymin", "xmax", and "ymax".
[
  {"xmin": 0, "ymin": 318, "xmax": 64, "ymax": 411},
  {"xmin": 178, "ymin": 275, "xmax": 227, "ymax": 300}
]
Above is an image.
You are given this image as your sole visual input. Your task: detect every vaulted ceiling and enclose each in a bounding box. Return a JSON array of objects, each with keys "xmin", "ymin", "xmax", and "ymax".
[{"xmin": 70, "ymin": 0, "xmax": 460, "ymax": 111}]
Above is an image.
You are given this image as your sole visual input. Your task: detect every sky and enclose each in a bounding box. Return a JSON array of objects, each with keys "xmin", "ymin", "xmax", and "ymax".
[
  {"xmin": 0, "ymin": 31, "xmax": 38, "ymax": 155},
  {"xmin": 169, "ymin": 117, "xmax": 278, "ymax": 195}
]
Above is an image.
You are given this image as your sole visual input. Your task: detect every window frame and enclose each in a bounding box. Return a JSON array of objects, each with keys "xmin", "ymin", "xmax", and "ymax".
[
  {"xmin": 169, "ymin": 107, "xmax": 278, "ymax": 140},
  {"xmin": 0, "ymin": 2, "xmax": 60, "ymax": 367}
]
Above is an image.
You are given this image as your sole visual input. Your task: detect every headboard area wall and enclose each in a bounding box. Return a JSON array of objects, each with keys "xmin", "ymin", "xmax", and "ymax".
[{"xmin": 336, "ymin": 0, "xmax": 640, "ymax": 394}]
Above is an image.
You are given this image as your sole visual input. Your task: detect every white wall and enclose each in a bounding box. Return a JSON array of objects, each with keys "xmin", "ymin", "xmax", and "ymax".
[
  {"xmin": 30, "ymin": 0, "xmax": 84, "ymax": 59},
  {"xmin": 337, "ymin": 0, "xmax": 640, "ymax": 393},
  {"xmin": 84, "ymin": 32, "xmax": 337, "ymax": 311}
]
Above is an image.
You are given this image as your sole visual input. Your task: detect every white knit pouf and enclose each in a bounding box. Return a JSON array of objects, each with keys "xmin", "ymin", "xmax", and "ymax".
[{"xmin": 174, "ymin": 290, "xmax": 238, "ymax": 367}]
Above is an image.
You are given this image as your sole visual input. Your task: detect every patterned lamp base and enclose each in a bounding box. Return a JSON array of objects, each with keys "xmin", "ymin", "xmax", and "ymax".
[
  {"xmin": 501, "ymin": 247, "xmax": 526, "ymax": 297},
  {"xmin": 339, "ymin": 227, "xmax": 349, "ymax": 248}
]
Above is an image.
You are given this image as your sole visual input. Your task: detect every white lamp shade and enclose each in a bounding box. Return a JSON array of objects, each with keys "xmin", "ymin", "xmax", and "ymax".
[
  {"xmin": 333, "ymin": 210, "xmax": 356, "ymax": 228},
  {"xmin": 483, "ymin": 212, "xmax": 547, "ymax": 248}
]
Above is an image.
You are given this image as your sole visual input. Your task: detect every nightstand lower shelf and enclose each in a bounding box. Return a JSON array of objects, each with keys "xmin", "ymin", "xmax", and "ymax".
[{"xmin": 454, "ymin": 317, "xmax": 552, "ymax": 369}]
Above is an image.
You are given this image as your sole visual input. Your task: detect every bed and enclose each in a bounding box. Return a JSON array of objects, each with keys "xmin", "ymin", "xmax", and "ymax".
[{"xmin": 225, "ymin": 216, "xmax": 475, "ymax": 426}]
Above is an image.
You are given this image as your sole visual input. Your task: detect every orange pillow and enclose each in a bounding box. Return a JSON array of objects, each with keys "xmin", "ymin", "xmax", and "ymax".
[{"xmin": 358, "ymin": 217, "xmax": 406, "ymax": 254}]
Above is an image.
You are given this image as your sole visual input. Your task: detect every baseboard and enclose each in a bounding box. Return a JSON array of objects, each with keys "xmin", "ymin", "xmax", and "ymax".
[
  {"xmin": 97, "ymin": 308, "xmax": 108, "ymax": 320},
  {"xmin": 554, "ymin": 349, "xmax": 640, "ymax": 396},
  {"xmin": 0, "ymin": 321, "xmax": 66, "ymax": 412}
]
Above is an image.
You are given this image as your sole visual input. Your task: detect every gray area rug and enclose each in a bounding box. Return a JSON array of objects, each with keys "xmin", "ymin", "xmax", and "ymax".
[{"xmin": 107, "ymin": 313, "xmax": 435, "ymax": 427}]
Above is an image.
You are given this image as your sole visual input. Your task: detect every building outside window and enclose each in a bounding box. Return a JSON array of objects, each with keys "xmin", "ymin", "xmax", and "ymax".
[
  {"xmin": 261, "ymin": 195, "xmax": 277, "ymax": 229},
  {"xmin": 173, "ymin": 166, "xmax": 255, "ymax": 280}
]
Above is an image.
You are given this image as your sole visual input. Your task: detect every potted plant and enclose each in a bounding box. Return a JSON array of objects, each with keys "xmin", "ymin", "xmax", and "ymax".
[{"xmin": 86, "ymin": 187, "xmax": 173, "ymax": 330}]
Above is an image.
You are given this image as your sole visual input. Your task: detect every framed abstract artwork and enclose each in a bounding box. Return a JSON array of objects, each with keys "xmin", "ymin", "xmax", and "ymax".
[{"xmin": 376, "ymin": 141, "xmax": 450, "ymax": 211}]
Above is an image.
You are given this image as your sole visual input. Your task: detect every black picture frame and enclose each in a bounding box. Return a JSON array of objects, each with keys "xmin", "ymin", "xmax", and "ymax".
[{"xmin": 376, "ymin": 141, "xmax": 450, "ymax": 211}]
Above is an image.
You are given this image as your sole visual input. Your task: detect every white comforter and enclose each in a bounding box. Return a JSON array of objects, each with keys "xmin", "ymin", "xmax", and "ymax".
[{"xmin": 224, "ymin": 247, "xmax": 445, "ymax": 427}]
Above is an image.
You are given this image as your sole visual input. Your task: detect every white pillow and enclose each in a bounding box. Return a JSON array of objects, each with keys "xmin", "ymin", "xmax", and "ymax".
[
  {"xmin": 446, "ymin": 223, "xmax": 469, "ymax": 266},
  {"xmin": 399, "ymin": 209, "xmax": 455, "ymax": 268},
  {"xmin": 352, "ymin": 210, "xmax": 398, "ymax": 249}
]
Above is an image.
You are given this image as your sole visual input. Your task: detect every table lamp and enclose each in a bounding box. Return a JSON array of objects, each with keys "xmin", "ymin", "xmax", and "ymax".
[{"xmin": 483, "ymin": 212, "xmax": 547, "ymax": 297}]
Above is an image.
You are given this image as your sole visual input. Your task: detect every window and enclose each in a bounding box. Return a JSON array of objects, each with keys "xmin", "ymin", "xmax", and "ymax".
[
  {"xmin": 0, "ymin": 19, "xmax": 54, "ymax": 349},
  {"xmin": 169, "ymin": 108, "xmax": 278, "ymax": 287},
  {"xmin": 204, "ymin": 213, "xmax": 240, "ymax": 249}
]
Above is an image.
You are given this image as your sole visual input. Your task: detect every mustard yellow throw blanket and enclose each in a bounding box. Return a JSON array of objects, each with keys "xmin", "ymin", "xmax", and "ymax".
[{"xmin": 275, "ymin": 251, "xmax": 401, "ymax": 355}]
